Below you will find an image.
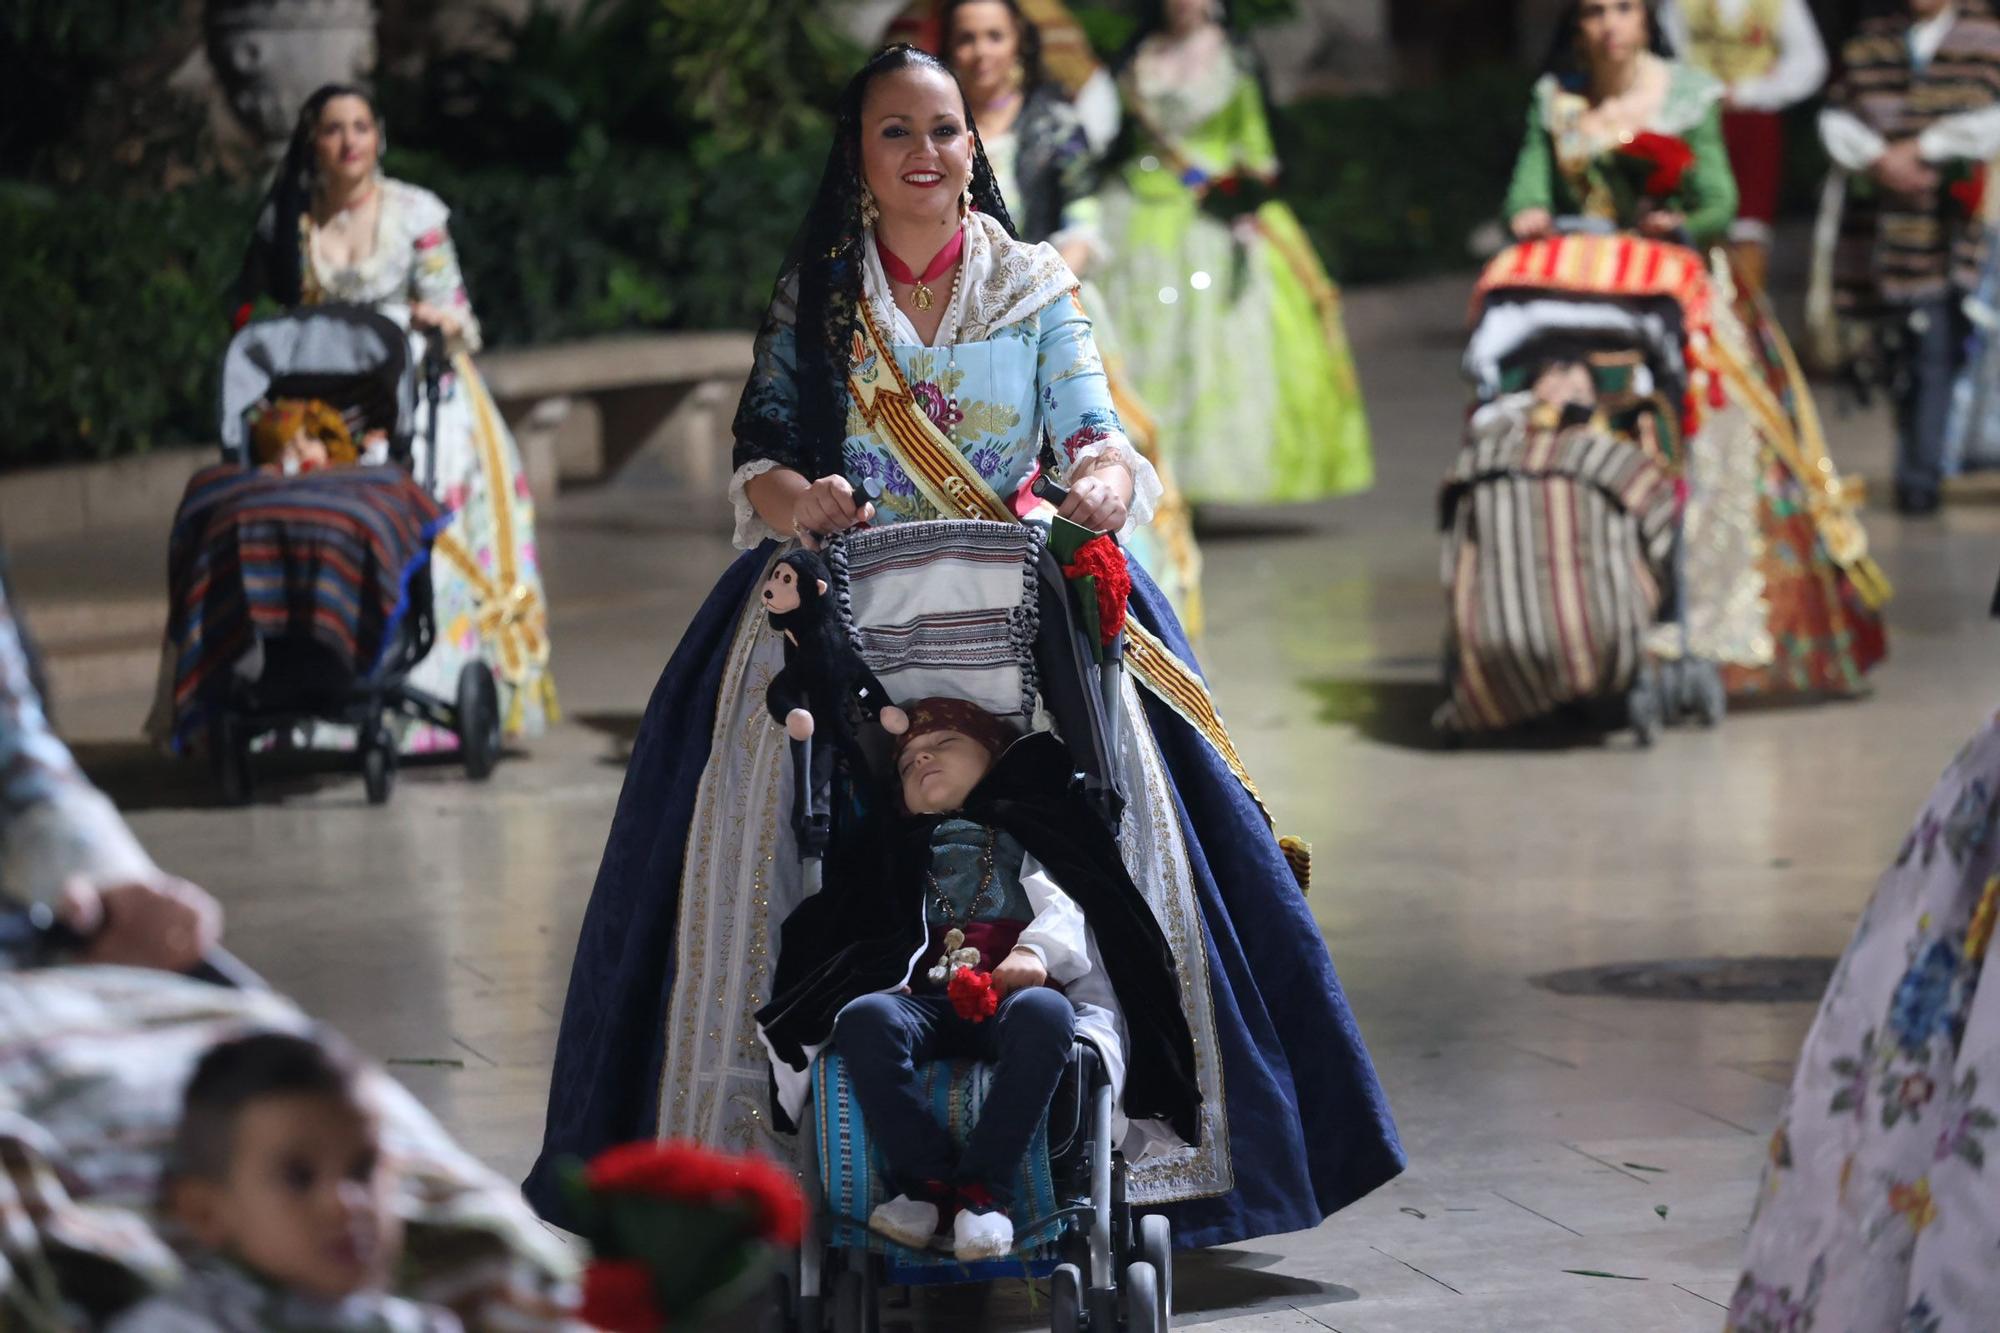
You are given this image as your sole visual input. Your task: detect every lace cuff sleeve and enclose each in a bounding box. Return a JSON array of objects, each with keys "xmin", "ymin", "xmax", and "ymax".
[
  {"xmin": 728, "ymin": 458, "xmax": 789, "ymax": 550},
  {"xmin": 1069, "ymin": 436, "xmax": 1160, "ymax": 533}
]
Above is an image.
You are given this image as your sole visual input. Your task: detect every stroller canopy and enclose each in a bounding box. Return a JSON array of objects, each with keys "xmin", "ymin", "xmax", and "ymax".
[
  {"xmin": 1464, "ymin": 234, "xmax": 1715, "ymax": 405},
  {"xmin": 218, "ymin": 306, "xmax": 417, "ymax": 463}
]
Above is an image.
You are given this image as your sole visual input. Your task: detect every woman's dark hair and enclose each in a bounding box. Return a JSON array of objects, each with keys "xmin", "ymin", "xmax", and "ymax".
[
  {"xmin": 1540, "ymin": 1, "xmax": 1674, "ymax": 82},
  {"xmin": 941, "ymin": 0, "xmax": 1046, "ymax": 94},
  {"xmin": 778, "ymin": 45, "xmax": 1017, "ymax": 479},
  {"xmin": 234, "ymin": 83, "xmax": 380, "ymax": 310}
]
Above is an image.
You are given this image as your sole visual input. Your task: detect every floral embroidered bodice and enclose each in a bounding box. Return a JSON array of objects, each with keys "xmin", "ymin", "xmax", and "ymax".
[
  {"xmin": 729, "ymin": 211, "xmax": 1157, "ymax": 543},
  {"xmin": 299, "ymin": 177, "xmax": 483, "ymax": 354}
]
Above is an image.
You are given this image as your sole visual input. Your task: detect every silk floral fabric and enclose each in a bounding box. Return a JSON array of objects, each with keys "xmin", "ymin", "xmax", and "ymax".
[{"xmin": 1730, "ymin": 711, "xmax": 2000, "ymax": 1330}]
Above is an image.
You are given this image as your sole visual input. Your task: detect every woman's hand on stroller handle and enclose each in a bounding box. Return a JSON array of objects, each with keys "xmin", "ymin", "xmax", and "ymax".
[
  {"xmin": 1510, "ymin": 208, "xmax": 1554, "ymax": 241},
  {"xmin": 793, "ymin": 474, "xmax": 877, "ymax": 548},
  {"xmin": 1056, "ymin": 458, "xmax": 1132, "ymax": 534}
]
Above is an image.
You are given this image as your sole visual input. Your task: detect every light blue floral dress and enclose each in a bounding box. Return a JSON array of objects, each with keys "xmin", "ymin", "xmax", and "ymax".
[
  {"xmin": 727, "ymin": 212, "xmax": 1159, "ymax": 546},
  {"xmin": 1730, "ymin": 710, "xmax": 2000, "ymax": 1330}
]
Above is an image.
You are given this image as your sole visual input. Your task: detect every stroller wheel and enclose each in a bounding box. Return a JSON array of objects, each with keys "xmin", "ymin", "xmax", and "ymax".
[
  {"xmin": 1048, "ymin": 1262, "xmax": 1084, "ymax": 1333},
  {"xmin": 455, "ymin": 663, "xmax": 502, "ymax": 780},
  {"xmin": 362, "ymin": 729, "xmax": 396, "ymax": 805},
  {"xmin": 1137, "ymin": 1215, "xmax": 1173, "ymax": 1324},
  {"xmin": 1123, "ymin": 1260, "xmax": 1162, "ymax": 1333},
  {"xmin": 210, "ymin": 717, "xmax": 253, "ymax": 806}
]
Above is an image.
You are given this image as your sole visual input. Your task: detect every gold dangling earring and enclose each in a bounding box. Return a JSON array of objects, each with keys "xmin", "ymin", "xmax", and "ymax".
[
  {"xmin": 860, "ymin": 185, "xmax": 880, "ymax": 228},
  {"xmin": 960, "ymin": 185, "xmax": 973, "ymax": 220}
]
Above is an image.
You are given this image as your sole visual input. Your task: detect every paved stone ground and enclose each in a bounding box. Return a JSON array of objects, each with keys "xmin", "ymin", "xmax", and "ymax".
[{"xmin": 21, "ymin": 270, "xmax": 2000, "ymax": 1332}]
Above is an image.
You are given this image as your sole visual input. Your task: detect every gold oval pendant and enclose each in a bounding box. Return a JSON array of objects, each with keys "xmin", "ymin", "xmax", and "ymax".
[{"xmin": 914, "ymin": 283, "xmax": 934, "ymax": 311}]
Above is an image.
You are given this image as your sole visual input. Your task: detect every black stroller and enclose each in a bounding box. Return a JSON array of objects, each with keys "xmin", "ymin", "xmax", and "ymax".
[
  {"xmin": 775, "ymin": 501, "xmax": 1171, "ymax": 1333},
  {"xmin": 196, "ymin": 306, "xmax": 502, "ymax": 806}
]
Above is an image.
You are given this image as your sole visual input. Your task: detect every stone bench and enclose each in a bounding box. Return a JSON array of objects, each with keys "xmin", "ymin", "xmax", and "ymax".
[{"xmin": 476, "ymin": 332, "xmax": 756, "ymax": 510}]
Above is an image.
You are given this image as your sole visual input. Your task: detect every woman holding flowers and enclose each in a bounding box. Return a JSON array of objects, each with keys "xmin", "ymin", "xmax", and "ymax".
[
  {"xmin": 1497, "ymin": 0, "xmax": 1887, "ymax": 700},
  {"xmin": 1505, "ymin": 0, "xmax": 1739, "ymax": 247}
]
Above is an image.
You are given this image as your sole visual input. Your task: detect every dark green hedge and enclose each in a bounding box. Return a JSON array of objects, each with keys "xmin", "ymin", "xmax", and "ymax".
[
  {"xmin": 1276, "ymin": 67, "xmax": 1530, "ymax": 285},
  {"xmin": 0, "ymin": 179, "xmax": 254, "ymax": 464}
]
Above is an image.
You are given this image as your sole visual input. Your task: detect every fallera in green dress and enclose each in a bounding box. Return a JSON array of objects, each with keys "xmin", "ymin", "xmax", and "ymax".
[{"xmin": 1095, "ymin": 38, "xmax": 1373, "ymax": 505}]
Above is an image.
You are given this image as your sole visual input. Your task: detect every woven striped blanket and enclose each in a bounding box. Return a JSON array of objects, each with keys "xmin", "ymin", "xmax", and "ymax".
[
  {"xmin": 813, "ymin": 1050, "xmax": 1062, "ymax": 1269},
  {"xmin": 1436, "ymin": 409, "xmax": 1680, "ymax": 733},
  {"xmin": 826, "ymin": 520, "xmax": 1043, "ymax": 724},
  {"xmin": 165, "ymin": 465, "xmax": 445, "ymax": 735}
]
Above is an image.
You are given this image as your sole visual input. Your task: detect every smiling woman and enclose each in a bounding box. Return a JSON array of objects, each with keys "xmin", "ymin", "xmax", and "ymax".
[{"xmin": 526, "ymin": 42, "xmax": 1403, "ymax": 1251}]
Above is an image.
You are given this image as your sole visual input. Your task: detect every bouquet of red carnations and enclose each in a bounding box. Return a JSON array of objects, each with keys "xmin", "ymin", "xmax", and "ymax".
[
  {"xmin": 1183, "ymin": 166, "xmax": 1279, "ymax": 225},
  {"xmin": 1047, "ymin": 515, "xmax": 1132, "ymax": 662},
  {"xmin": 1613, "ymin": 131, "xmax": 1695, "ymax": 204},
  {"xmin": 564, "ymin": 1140, "xmax": 805, "ymax": 1332}
]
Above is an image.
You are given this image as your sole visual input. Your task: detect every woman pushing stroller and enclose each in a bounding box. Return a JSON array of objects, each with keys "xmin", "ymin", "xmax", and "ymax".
[
  {"xmin": 528, "ymin": 42, "xmax": 1401, "ymax": 1249},
  {"xmin": 1483, "ymin": 0, "xmax": 1886, "ymax": 711}
]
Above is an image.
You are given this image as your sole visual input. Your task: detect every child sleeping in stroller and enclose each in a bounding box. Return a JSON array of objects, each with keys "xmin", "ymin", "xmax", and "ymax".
[
  {"xmin": 754, "ymin": 696, "xmax": 1201, "ymax": 1265},
  {"xmin": 247, "ymin": 398, "xmax": 386, "ymax": 477},
  {"xmin": 109, "ymin": 1030, "xmax": 460, "ymax": 1332}
]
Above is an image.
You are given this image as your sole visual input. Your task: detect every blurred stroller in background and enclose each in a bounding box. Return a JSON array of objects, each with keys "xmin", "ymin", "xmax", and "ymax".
[
  {"xmin": 1437, "ymin": 232, "xmax": 1725, "ymax": 746},
  {"xmin": 151, "ymin": 306, "xmax": 504, "ymax": 805}
]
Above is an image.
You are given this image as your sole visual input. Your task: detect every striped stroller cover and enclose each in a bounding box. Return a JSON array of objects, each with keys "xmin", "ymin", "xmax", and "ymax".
[
  {"xmin": 812, "ymin": 1051, "xmax": 1064, "ymax": 1273},
  {"xmin": 1435, "ymin": 408, "xmax": 1680, "ymax": 734},
  {"xmin": 164, "ymin": 464, "xmax": 446, "ymax": 741}
]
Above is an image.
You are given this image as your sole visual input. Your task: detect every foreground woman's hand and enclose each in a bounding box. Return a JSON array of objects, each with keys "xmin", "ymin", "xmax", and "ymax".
[
  {"xmin": 58, "ymin": 873, "xmax": 222, "ymax": 972},
  {"xmin": 1058, "ymin": 462, "xmax": 1130, "ymax": 532},
  {"xmin": 992, "ymin": 947, "xmax": 1049, "ymax": 998},
  {"xmin": 792, "ymin": 475, "xmax": 875, "ymax": 544}
]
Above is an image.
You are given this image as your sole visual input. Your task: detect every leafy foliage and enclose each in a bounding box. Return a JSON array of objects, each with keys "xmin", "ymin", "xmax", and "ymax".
[{"xmin": 0, "ymin": 178, "xmax": 254, "ymax": 463}]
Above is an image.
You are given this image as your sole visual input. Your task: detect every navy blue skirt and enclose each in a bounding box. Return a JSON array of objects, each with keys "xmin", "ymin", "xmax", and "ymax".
[{"xmin": 524, "ymin": 543, "xmax": 1403, "ymax": 1247}]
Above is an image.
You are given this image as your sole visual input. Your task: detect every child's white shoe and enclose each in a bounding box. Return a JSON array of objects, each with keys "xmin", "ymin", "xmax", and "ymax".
[
  {"xmin": 868, "ymin": 1194, "xmax": 940, "ymax": 1248},
  {"xmin": 953, "ymin": 1207, "xmax": 1014, "ymax": 1261}
]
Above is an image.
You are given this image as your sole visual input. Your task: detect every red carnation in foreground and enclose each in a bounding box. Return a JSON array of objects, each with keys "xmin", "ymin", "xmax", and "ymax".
[
  {"xmin": 949, "ymin": 966, "xmax": 999, "ymax": 1022},
  {"xmin": 1061, "ymin": 534, "xmax": 1132, "ymax": 646},
  {"xmin": 586, "ymin": 1140, "xmax": 805, "ymax": 1245},
  {"xmin": 580, "ymin": 1259, "xmax": 664, "ymax": 1333}
]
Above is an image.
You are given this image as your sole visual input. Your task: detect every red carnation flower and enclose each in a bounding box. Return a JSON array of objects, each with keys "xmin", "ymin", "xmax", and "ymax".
[
  {"xmin": 585, "ymin": 1140, "xmax": 805, "ymax": 1245},
  {"xmin": 948, "ymin": 967, "xmax": 999, "ymax": 1022},
  {"xmin": 581, "ymin": 1258, "xmax": 665, "ymax": 1333},
  {"xmin": 1952, "ymin": 164, "xmax": 1988, "ymax": 218},
  {"xmin": 1618, "ymin": 132, "xmax": 1695, "ymax": 199},
  {"xmin": 231, "ymin": 302, "xmax": 254, "ymax": 332},
  {"xmin": 1061, "ymin": 534, "xmax": 1133, "ymax": 646}
]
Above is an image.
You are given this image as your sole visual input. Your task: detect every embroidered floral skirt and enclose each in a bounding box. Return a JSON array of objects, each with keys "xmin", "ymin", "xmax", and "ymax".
[{"xmin": 1729, "ymin": 712, "xmax": 2000, "ymax": 1331}]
